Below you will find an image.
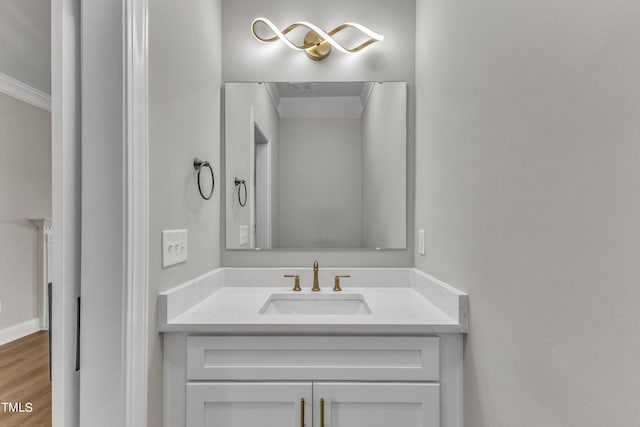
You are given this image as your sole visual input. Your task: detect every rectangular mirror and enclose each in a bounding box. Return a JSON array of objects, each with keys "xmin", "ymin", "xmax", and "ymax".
[{"xmin": 225, "ymin": 81, "xmax": 406, "ymax": 250}]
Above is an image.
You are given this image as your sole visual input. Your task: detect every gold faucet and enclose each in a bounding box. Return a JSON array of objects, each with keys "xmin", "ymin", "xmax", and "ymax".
[
  {"xmin": 312, "ymin": 260, "xmax": 320, "ymax": 292},
  {"xmin": 284, "ymin": 274, "xmax": 301, "ymax": 291},
  {"xmin": 333, "ymin": 275, "xmax": 351, "ymax": 292}
]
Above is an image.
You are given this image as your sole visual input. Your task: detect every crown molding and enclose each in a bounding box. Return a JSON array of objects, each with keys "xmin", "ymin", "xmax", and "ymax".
[
  {"xmin": 0, "ymin": 72, "xmax": 51, "ymax": 111},
  {"xmin": 278, "ymin": 96, "xmax": 364, "ymax": 118}
]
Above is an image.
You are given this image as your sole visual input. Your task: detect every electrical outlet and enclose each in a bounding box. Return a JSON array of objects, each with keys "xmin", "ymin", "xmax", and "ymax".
[
  {"xmin": 239, "ymin": 225, "xmax": 249, "ymax": 246},
  {"xmin": 418, "ymin": 229, "xmax": 426, "ymax": 256},
  {"xmin": 162, "ymin": 229, "xmax": 188, "ymax": 268}
]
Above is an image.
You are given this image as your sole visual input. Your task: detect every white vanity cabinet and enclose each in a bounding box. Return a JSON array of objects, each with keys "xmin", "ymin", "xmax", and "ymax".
[
  {"xmin": 186, "ymin": 382, "xmax": 312, "ymax": 427},
  {"xmin": 160, "ymin": 269, "xmax": 468, "ymax": 426},
  {"xmin": 186, "ymin": 382, "xmax": 439, "ymax": 427},
  {"xmin": 313, "ymin": 382, "xmax": 439, "ymax": 427},
  {"xmin": 165, "ymin": 334, "xmax": 463, "ymax": 427}
]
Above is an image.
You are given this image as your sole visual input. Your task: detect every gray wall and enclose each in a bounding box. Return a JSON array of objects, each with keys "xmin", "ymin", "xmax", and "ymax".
[
  {"xmin": 362, "ymin": 82, "xmax": 406, "ymax": 249},
  {"xmin": 148, "ymin": 0, "xmax": 222, "ymax": 425},
  {"xmin": 0, "ymin": 0, "xmax": 52, "ymax": 333},
  {"xmin": 222, "ymin": 0, "xmax": 415, "ymax": 267},
  {"xmin": 278, "ymin": 117, "xmax": 363, "ymax": 248},
  {"xmin": 0, "ymin": 0, "xmax": 51, "ymax": 93},
  {"xmin": 414, "ymin": 0, "xmax": 640, "ymax": 425},
  {"xmin": 0, "ymin": 92, "xmax": 51, "ymax": 330}
]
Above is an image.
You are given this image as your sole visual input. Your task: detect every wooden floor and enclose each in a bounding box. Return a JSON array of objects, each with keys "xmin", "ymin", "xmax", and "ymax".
[{"xmin": 0, "ymin": 331, "xmax": 51, "ymax": 426}]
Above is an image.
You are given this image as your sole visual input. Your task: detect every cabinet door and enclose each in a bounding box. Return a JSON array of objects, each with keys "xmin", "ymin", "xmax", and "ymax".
[
  {"xmin": 313, "ymin": 383, "xmax": 439, "ymax": 427},
  {"xmin": 187, "ymin": 382, "xmax": 312, "ymax": 427}
]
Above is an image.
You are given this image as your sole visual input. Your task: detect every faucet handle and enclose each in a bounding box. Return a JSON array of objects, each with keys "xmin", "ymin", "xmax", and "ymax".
[
  {"xmin": 284, "ymin": 274, "xmax": 301, "ymax": 291},
  {"xmin": 333, "ymin": 275, "xmax": 351, "ymax": 292}
]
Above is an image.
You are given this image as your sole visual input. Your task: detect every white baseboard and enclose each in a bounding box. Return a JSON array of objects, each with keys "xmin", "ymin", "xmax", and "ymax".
[{"xmin": 0, "ymin": 318, "xmax": 43, "ymax": 346}]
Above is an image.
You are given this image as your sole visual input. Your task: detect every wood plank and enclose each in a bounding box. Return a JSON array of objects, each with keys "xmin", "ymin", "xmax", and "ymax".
[{"xmin": 0, "ymin": 331, "xmax": 51, "ymax": 426}]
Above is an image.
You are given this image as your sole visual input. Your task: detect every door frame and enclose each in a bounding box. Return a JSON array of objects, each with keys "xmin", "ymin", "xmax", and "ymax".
[
  {"xmin": 122, "ymin": 0, "xmax": 150, "ymax": 425},
  {"xmin": 52, "ymin": 0, "xmax": 150, "ymax": 425},
  {"xmin": 248, "ymin": 109, "xmax": 272, "ymax": 249},
  {"xmin": 51, "ymin": 0, "xmax": 81, "ymax": 425},
  {"xmin": 253, "ymin": 120, "xmax": 272, "ymax": 249}
]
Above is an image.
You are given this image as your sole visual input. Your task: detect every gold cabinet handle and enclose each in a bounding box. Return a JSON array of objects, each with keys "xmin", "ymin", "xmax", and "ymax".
[
  {"xmin": 300, "ymin": 398, "xmax": 305, "ymax": 427},
  {"xmin": 320, "ymin": 398, "xmax": 325, "ymax": 427}
]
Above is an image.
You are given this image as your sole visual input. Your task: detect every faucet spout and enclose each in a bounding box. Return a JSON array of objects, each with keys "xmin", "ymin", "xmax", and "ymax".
[{"xmin": 312, "ymin": 260, "xmax": 320, "ymax": 292}]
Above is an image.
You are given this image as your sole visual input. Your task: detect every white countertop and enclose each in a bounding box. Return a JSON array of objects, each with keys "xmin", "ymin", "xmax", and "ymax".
[{"xmin": 159, "ymin": 268, "xmax": 468, "ymax": 335}]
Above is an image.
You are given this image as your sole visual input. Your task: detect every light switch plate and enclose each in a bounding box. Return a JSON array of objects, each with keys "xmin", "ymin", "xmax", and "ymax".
[
  {"xmin": 418, "ymin": 229, "xmax": 426, "ymax": 256},
  {"xmin": 162, "ymin": 229, "xmax": 188, "ymax": 268},
  {"xmin": 239, "ymin": 225, "xmax": 249, "ymax": 246}
]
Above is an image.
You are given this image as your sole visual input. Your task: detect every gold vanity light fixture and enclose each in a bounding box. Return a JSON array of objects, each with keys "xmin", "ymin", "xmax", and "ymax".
[{"xmin": 251, "ymin": 17, "xmax": 384, "ymax": 61}]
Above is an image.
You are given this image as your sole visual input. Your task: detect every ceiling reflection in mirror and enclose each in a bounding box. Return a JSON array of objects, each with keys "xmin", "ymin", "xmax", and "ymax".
[{"xmin": 225, "ymin": 81, "xmax": 406, "ymax": 250}]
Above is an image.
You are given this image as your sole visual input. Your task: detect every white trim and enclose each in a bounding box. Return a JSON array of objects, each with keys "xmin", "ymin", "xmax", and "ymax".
[
  {"xmin": 249, "ymin": 108, "xmax": 256, "ymax": 249},
  {"xmin": 264, "ymin": 82, "xmax": 280, "ymax": 111},
  {"xmin": 30, "ymin": 218, "xmax": 53, "ymax": 329},
  {"xmin": 51, "ymin": 0, "xmax": 82, "ymax": 425},
  {"xmin": 0, "ymin": 318, "xmax": 42, "ymax": 346},
  {"xmin": 123, "ymin": 0, "xmax": 149, "ymax": 426},
  {"xmin": 277, "ymin": 96, "xmax": 363, "ymax": 118},
  {"xmin": 254, "ymin": 125, "xmax": 272, "ymax": 249},
  {"xmin": 360, "ymin": 81, "xmax": 375, "ymax": 111},
  {"xmin": 29, "ymin": 218, "xmax": 53, "ymax": 230},
  {"xmin": 264, "ymin": 140, "xmax": 272, "ymax": 248},
  {"xmin": 0, "ymin": 72, "xmax": 52, "ymax": 111}
]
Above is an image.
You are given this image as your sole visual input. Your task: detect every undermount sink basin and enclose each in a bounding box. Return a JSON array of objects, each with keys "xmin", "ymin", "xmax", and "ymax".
[{"xmin": 259, "ymin": 293, "xmax": 372, "ymax": 315}]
